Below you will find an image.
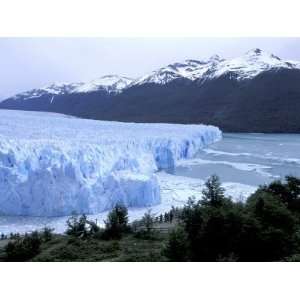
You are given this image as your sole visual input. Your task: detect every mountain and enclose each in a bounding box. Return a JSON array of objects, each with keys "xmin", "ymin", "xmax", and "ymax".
[
  {"xmin": 73, "ymin": 75, "xmax": 133, "ymax": 94},
  {"xmin": 1, "ymin": 49, "xmax": 300, "ymax": 133},
  {"xmin": 132, "ymin": 55, "xmax": 224, "ymax": 85},
  {"xmin": 0, "ymin": 75, "xmax": 134, "ymax": 116},
  {"xmin": 4, "ymin": 74, "xmax": 133, "ymax": 102}
]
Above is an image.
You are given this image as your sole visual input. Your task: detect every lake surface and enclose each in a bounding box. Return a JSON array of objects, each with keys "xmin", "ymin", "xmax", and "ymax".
[{"xmin": 175, "ymin": 133, "xmax": 300, "ymax": 186}]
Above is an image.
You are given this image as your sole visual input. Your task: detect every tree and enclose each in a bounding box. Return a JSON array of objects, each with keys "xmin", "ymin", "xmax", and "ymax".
[
  {"xmin": 264, "ymin": 176, "xmax": 300, "ymax": 214},
  {"xmin": 103, "ymin": 204, "xmax": 129, "ymax": 239},
  {"xmin": 65, "ymin": 214, "xmax": 102, "ymax": 239},
  {"xmin": 141, "ymin": 210, "xmax": 155, "ymax": 235},
  {"xmin": 201, "ymin": 175, "xmax": 226, "ymax": 207},
  {"xmin": 159, "ymin": 214, "xmax": 163, "ymax": 223},
  {"xmin": 66, "ymin": 214, "xmax": 89, "ymax": 238},
  {"xmin": 41, "ymin": 227, "xmax": 54, "ymax": 242},
  {"xmin": 165, "ymin": 176, "xmax": 300, "ymax": 261},
  {"xmin": 245, "ymin": 190, "xmax": 299, "ymax": 261},
  {"xmin": 164, "ymin": 226, "xmax": 189, "ymax": 261},
  {"xmin": 169, "ymin": 210, "xmax": 174, "ymax": 223},
  {"xmin": 86, "ymin": 219, "xmax": 101, "ymax": 236}
]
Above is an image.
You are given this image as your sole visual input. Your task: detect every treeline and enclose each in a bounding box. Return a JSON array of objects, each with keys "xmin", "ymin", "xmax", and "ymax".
[
  {"xmin": 2, "ymin": 175, "xmax": 300, "ymax": 261},
  {"xmin": 165, "ymin": 175, "xmax": 300, "ymax": 261},
  {"xmin": 3, "ymin": 204, "xmax": 161, "ymax": 261}
]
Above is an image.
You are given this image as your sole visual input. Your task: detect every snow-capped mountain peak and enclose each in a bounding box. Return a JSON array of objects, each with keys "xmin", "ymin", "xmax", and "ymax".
[
  {"xmin": 133, "ymin": 49, "xmax": 300, "ymax": 86},
  {"xmin": 244, "ymin": 48, "xmax": 282, "ymax": 63},
  {"xmin": 73, "ymin": 75, "xmax": 134, "ymax": 93},
  {"xmin": 208, "ymin": 48, "xmax": 296, "ymax": 80},
  {"xmin": 11, "ymin": 75, "xmax": 134, "ymax": 101},
  {"xmin": 6, "ymin": 48, "xmax": 300, "ymax": 103},
  {"xmin": 208, "ymin": 54, "xmax": 223, "ymax": 62},
  {"xmin": 133, "ymin": 55, "xmax": 225, "ymax": 86},
  {"xmin": 40, "ymin": 82, "xmax": 83, "ymax": 94},
  {"xmin": 12, "ymin": 82, "xmax": 83, "ymax": 100}
]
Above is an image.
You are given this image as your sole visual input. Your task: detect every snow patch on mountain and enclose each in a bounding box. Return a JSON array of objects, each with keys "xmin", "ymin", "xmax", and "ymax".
[
  {"xmin": 0, "ymin": 110, "xmax": 221, "ymax": 217},
  {"xmin": 133, "ymin": 55, "xmax": 224, "ymax": 85},
  {"xmin": 73, "ymin": 75, "xmax": 133, "ymax": 93},
  {"xmin": 133, "ymin": 48, "xmax": 300, "ymax": 85},
  {"xmin": 10, "ymin": 75, "xmax": 134, "ymax": 101},
  {"xmin": 12, "ymin": 82, "xmax": 82, "ymax": 100},
  {"xmin": 6, "ymin": 48, "xmax": 300, "ymax": 103},
  {"xmin": 208, "ymin": 48, "xmax": 296, "ymax": 80}
]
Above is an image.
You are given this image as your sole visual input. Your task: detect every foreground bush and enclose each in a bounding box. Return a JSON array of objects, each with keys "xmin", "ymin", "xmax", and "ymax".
[
  {"xmin": 5, "ymin": 231, "xmax": 42, "ymax": 261},
  {"xmin": 164, "ymin": 226, "xmax": 188, "ymax": 261},
  {"xmin": 165, "ymin": 175, "xmax": 300, "ymax": 262},
  {"xmin": 103, "ymin": 204, "xmax": 130, "ymax": 239},
  {"xmin": 66, "ymin": 214, "xmax": 100, "ymax": 239}
]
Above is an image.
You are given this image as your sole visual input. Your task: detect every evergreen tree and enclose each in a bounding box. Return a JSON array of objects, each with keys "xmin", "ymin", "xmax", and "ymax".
[
  {"xmin": 201, "ymin": 175, "xmax": 226, "ymax": 207},
  {"xmin": 159, "ymin": 214, "xmax": 163, "ymax": 223},
  {"xmin": 41, "ymin": 227, "xmax": 54, "ymax": 242},
  {"xmin": 104, "ymin": 203, "xmax": 129, "ymax": 239},
  {"xmin": 164, "ymin": 226, "xmax": 189, "ymax": 261},
  {"xmin": 141, "ymin": 210, "xmax": 155, "ymax": 234}
]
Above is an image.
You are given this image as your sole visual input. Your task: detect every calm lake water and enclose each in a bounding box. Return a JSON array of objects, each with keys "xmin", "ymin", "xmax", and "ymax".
[{"xmin": 175, "ymin": 133, "xmax": 300, "ymax": 186}]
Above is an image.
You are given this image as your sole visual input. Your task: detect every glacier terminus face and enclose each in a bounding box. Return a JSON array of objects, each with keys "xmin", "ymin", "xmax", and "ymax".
[{"xmin": 0, "ymin": 110, "xmax": 221, "ymax": 216}]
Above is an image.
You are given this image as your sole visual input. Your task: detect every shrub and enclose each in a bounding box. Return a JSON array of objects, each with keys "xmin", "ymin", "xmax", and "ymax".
[
  {"xmin": 166, "ymin": 176, "xmax": 300, "ymax": 261},
  {"xmin": 103, "ymin": 204, "xmax": 129, "ymax": 239},
  {"xmin": 244, "ymin": 190, "xmax": 300, "ymax": 261},
  {"xmin": 263, "ymin": 176, "xmax": 300, "ymax": 214},
  {"xmin": 66, "ymin": 214, "xmax": 89, "ymax": 238},
  {"xmin": 164, "ymin": 226, "xmax": 188, "ymax": 261},
  {"xmin": 66, "ymin": 214, "xmax": 101, "ymax": 239},
  {"xmin": 5, "ymin": 231, "xmax": 42, "ymax": 261},
  {"xmin": 41, "ymin": 227, "xmax": 54, "ymax": 242},
  {"xmin": 141, "ymin": 210, "xmax": 155, "ymax": 234}
]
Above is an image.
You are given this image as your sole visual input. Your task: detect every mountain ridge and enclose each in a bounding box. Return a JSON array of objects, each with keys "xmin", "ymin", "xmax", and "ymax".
[{"xmin": 1, "ymin": 48, "xmax": 300, "ymax": 133}]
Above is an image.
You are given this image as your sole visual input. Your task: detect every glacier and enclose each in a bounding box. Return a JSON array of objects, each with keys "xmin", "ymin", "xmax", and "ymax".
[{"xmin": 0, "ymin": 109, "xmax": 222, "ymax": 217}]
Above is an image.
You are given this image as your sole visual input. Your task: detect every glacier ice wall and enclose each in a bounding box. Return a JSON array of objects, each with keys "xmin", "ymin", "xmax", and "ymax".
[{"xmin": 0, "ymin": 110, "xmax": 222, "ymax": 216}]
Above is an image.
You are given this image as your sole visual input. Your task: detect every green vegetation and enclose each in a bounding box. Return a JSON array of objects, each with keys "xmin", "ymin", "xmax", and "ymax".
[
  {"xmin": 165, "ymin": 175, "xmax": 300, "ymax": 261},
  {"xmin": 1, "ymin": 175, "xmax": 300, "ymax": 262},
  {"xmin": 102, "ymin": 204, "xmax": 130, "ymax": 239},
  {"xmin": 4, "ymin": 231, "xmax": 42, "ymax": 261}
]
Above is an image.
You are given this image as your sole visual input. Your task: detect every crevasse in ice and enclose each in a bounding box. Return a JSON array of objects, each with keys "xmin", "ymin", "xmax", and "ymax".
[{"xmin": 0, "ymin": 110, "xmax": 222, "ymax": 216}]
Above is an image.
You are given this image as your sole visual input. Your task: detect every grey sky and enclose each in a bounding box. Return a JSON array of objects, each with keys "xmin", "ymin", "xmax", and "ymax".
[{"xmin": 1, "ymin": 37, "xmax": 300, "ymax": 99}]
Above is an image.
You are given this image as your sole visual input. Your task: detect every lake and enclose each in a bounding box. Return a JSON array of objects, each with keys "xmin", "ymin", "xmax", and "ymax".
[{"xmin": 175, "ymin": 133, "xmax": 300, "ymax": 186}]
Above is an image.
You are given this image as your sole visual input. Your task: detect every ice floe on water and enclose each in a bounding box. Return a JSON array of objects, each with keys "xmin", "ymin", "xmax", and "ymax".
[
  {"xmin": 178, "ymin": 158, "xmax": 276, "ymax": 178},
  {"xmin": 202, "ymin": 148, "xmax": 300, "ymax": 166}
]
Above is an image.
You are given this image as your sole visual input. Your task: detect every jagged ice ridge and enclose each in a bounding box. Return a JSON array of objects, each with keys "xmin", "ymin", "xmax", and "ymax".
[{"xmin": 0, "ymin": 110, "xmax": 221, "ymax": 216}]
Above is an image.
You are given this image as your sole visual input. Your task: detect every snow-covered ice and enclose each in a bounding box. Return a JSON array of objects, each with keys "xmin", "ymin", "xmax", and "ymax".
[
  {"xmin": 0, "ymin": 109, "xmax": 221, "ymax": 217},
  {"xmin": 0, "ymin": 172, "xmax": 256, "ymax": 235}
]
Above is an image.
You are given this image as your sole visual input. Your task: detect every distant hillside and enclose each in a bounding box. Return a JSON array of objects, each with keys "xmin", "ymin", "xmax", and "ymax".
[{"xmin": 1, "ymin": 49, "xmax": 300, "ymax": 133}]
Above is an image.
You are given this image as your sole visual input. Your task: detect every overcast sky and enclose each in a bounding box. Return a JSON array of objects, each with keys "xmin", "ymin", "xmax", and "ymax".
[{"xmin": 1, "ymin": 37, "xmax": 300, "ymax": 99}]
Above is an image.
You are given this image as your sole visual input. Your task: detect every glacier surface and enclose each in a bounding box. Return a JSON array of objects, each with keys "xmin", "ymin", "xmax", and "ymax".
[{"xmin": 0, "ymin": 110, "xmax": 221, "ymax": 216}]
